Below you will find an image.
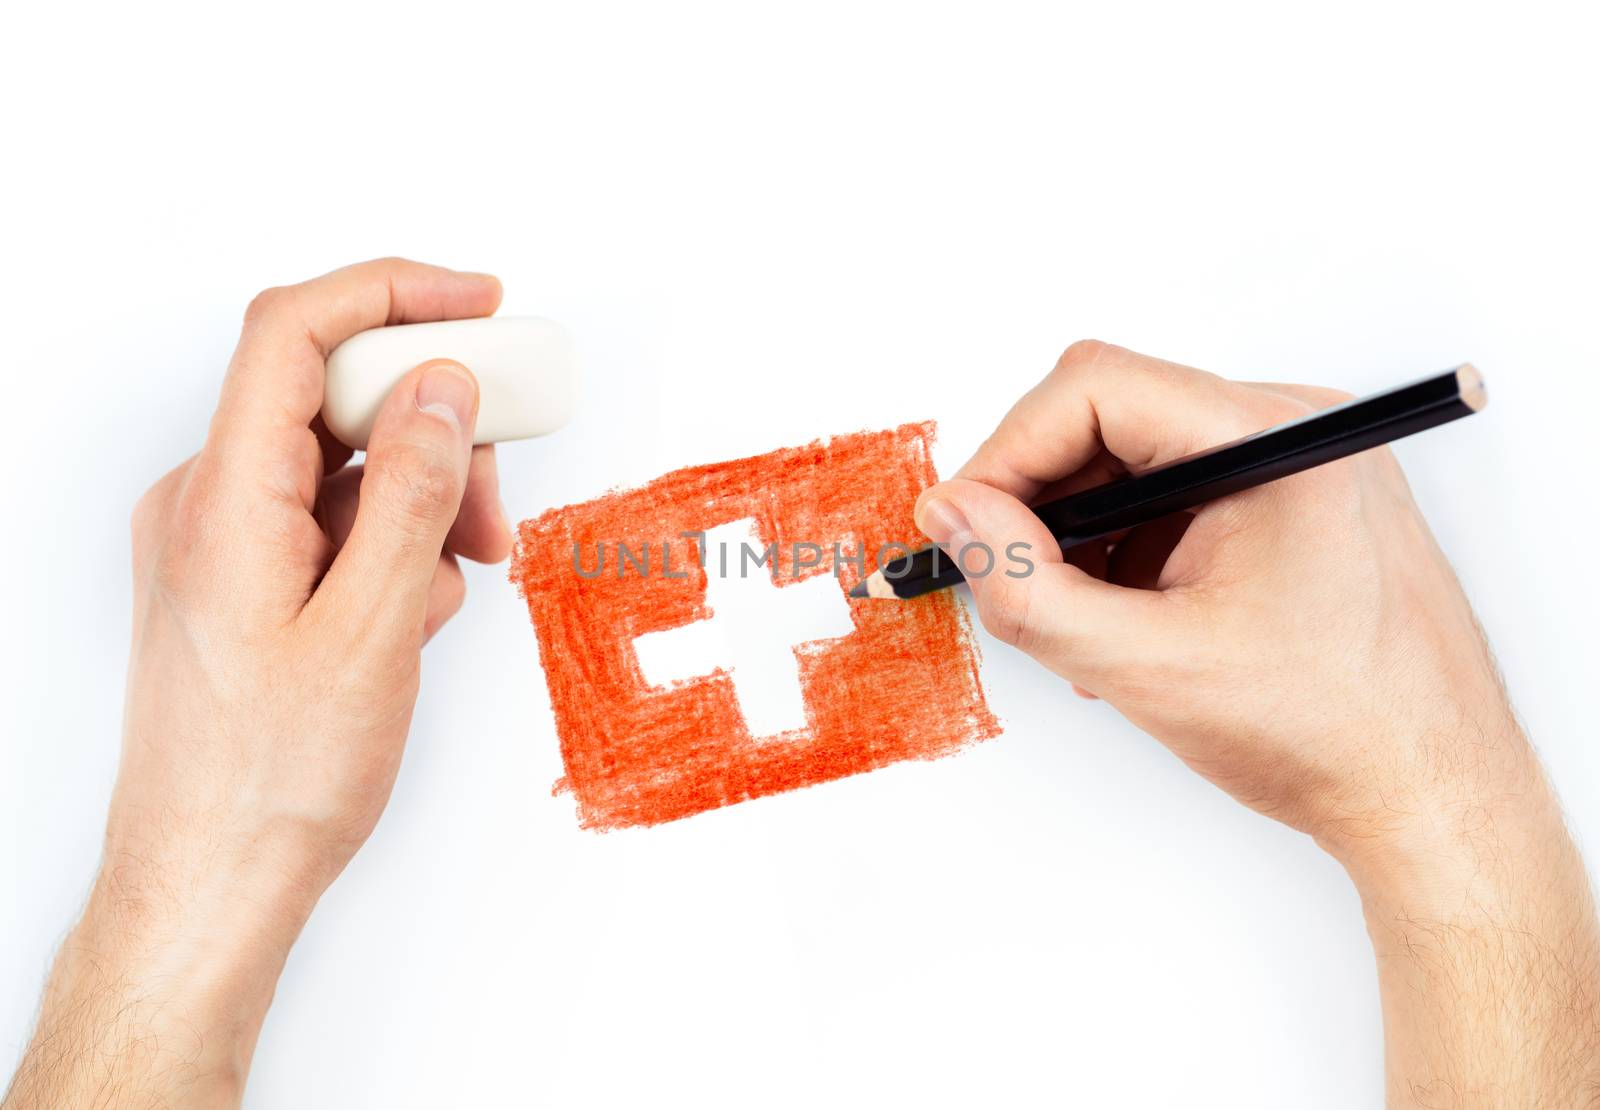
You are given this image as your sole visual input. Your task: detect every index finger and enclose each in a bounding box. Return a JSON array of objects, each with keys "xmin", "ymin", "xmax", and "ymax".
[
  {"xmin": 208, "ymin": 257, "xmax": 502, "ymax": 495},
  {"xmin": 955, "ymin": 340, "xmax": 1307, "ymax": 502}
]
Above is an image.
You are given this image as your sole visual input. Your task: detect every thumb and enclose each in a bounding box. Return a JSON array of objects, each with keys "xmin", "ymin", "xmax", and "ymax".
[
  {"xmin": 914, "ymin": 478, "xmax": 1179, "ymax": 686},
  {"xmin": 315, "ymin": 360, "xmax": 477, "ymax": 641}
]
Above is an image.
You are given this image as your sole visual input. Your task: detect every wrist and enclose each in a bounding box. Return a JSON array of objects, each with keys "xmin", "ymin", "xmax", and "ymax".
[
  {"xmin": 1317, "ymin": 729, "xmax": 1600, "ymax": 1104},
  {"xmin": 4, "ymin": 799, "xmax": 339, "ymax": 1108},
  {"xmin": 10, "ymin": 867, "xmax": 303, "ymax": 1109},
  {"xmin": 53, "ymin": 826, "xmax": 327, "ymax": 1086},
  {"xmin": 97, "ymin": 782, "xmax": 342, "ymax": 943},
  {"xmin": 1317, "ymin": 730, "xmax": 1588, "ymax": 934},
  {"xmin": 90, "ymin": 819, "xmax": 324, "ymax": 988},
  {"xmin": 1311, "ymin": 713, "xmax": 1542, "ymax": 890}
]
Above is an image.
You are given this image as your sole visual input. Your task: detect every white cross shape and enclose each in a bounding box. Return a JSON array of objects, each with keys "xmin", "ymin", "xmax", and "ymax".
[{"xmin": 632, "ymin": 519, "xmax": 857, "ymax": 738}]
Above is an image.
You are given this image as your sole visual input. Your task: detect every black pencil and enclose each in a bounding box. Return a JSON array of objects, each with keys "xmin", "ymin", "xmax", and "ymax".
[{"xmin": 851, "ymin": 365, "xmax": 1486, "ymax": 601}]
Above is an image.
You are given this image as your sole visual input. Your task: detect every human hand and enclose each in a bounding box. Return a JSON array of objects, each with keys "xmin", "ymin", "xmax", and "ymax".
[
  {"xmin": 917, "ymin": 341, "xmax": 1600, "ymax": 1104},
  {"xmin": 4, "ymin": 258, "xmax": 510, "ymax": 1108},
  {"xmin": 917, "ymin": 340, "xmax": 1520, "ymax": 857},
  {"xmin": 119, "ymin": 258, "xmax": 511, "ymax": 896}
]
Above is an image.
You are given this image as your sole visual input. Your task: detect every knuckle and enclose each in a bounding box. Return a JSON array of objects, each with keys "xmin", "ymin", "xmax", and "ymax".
[
  {"xmin": 130, "ymin": 495, "xmax": 159, "ymax": 578},
  {"xmin": 129, "ymin": 486, "xmax": 163, "ymax": 545},
  {"xmin": 153, "ymin": 487, "xmax": 220, "ymax": 598},
  {"xmin": 1268, "ymin": 383, "xmax": 1357, "ymax": 411},
  {"xmin": 1054, "ymin": 338, "xmax": 1112, "ymax": 377},
  {"xmin": 151, "ymin": 542, "xmax": 193, "ymax": 600},
  {"xmin": 437, "ymin": 563, "xmax": 467, "ymax": 615},
  {"xmin": 375, "ymin": 444, "xmax": 461, "ymax": 526},
  {"xmin": 351, "ymin": 256, "xmax": 413, "ymax": 283},
  {"xmin": 978, "ymin": 580, "xmax": 1037, "ymax": 651},
  {"xmin": 242, "ymin": 285, "xmax": 293, "ymax": 327},
  {"xmin": 132, "ymin": 460, "xmax": 202, "ymax": 587},
  {"xmin": 151, "ymin": 524, "xmax": 208, "ymax": 603},
  {"xmin": 172, "ymin": 458, "xmax": 222, "ymax": 527},
  {"xmin": 1250, "ymin": 391, "xmax": 1315, "ymax": 426}
]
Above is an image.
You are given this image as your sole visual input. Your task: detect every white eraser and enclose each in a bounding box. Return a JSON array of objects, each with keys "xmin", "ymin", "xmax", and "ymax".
[{"xmin": 322, "ymin": 316, "xmax": 578, "ymax": 449}]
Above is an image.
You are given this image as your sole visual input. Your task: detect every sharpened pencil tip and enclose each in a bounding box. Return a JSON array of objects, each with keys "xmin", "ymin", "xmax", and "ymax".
[
  {"xmin": 852, "ymin": 571, "xmax": 901, "ymax": 599},
  {"xmin": 1456, "ymin": 363, "xmax": 1487, "ymax": 412}
]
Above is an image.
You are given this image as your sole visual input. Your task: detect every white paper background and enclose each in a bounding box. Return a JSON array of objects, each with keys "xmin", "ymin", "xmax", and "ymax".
[{"xmin": 2, "ymin": 3, "xmax": 1596, "ymax": 1106}]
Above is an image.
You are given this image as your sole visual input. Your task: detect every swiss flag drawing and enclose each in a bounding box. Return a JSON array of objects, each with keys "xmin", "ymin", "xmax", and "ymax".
[{"xmin": 511, "ymin": 422, "xmax": 999, "ymax": 830}]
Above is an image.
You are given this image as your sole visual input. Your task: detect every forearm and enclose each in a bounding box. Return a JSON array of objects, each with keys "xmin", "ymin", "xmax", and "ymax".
[
  {"xmin": 4, "ymin": 842, "xmax": 316, "ymax": 1109},
  {"xmin": 1332, "ymin": 731, "xmax": 1600, "ymax": 1107}
]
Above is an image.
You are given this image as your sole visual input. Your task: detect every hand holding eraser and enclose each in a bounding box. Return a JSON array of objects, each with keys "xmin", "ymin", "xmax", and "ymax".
[{"xmin": 322, "ymin": 316, "xmax": 578, "ymax": 449}]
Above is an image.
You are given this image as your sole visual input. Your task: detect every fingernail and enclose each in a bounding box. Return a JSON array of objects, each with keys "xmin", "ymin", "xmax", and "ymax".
[
  {"xmin": 917, "ymin": 496, "xmax": 973, "ymax": 548},
  {"xmin": 416, "ymin": 362, "xmax": 477, "ymax": 434}
]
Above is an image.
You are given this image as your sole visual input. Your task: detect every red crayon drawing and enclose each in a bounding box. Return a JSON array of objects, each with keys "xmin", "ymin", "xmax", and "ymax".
[{"xmin": 510, "ymin": 422, "xmax": 1000, "ymax": 830}]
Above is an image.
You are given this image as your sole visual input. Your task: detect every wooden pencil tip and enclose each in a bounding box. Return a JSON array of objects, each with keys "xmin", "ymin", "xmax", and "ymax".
[
  {"xmin": 851, "ymin": 571, "xmax": 900, "ymax": 600},
  {"xmin": 1456, "ymin": 363, "xmax": 1487, "ymax": 412}
]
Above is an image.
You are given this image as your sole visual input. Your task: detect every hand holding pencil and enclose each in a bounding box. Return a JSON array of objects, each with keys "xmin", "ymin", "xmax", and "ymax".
[
  {"xmin": 905, "ymin": 341, "xmax": 1598, "ymax": 1100},
  {"xmin": 908, "ymin": 341, "xmax": 1511, "ymax": 846},
  {"xmin": 855, "ymin": 363, "xmax": 1484, "ymax": 599}
]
